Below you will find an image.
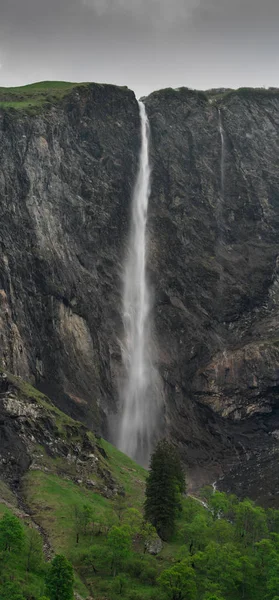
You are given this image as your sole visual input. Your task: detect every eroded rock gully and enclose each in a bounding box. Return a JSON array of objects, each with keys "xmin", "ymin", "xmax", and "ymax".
[{"xmin": 1, "ymin": 85, "xmax": 279, "ymax": 503}]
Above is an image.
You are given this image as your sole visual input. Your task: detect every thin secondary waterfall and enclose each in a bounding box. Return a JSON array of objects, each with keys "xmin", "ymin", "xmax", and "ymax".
[
  {"xmin": 216, "ymin": 107, "xmax": 226, "ymax": 326},
  {"xmin": 118, "ymin": 101, "xmax": 161, "ymax": 466},
  {"xmin": 218, "ymin": 108, "xmax": 225, "ymax": 203}
]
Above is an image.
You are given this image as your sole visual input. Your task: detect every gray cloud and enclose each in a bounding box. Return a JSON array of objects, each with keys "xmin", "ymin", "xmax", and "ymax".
[
  {"xmin": 0, "ymin": 0, "xmax": 278, "ymax": 96},
  {"xmin": 81, "ymin": 0, "xmax": 198, "ymax": 26}
]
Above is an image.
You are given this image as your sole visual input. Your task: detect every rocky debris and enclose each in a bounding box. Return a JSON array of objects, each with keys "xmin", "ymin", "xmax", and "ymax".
[{"xmin": 86, "ymin": 479, "xmax": 96, "ymax": 487}]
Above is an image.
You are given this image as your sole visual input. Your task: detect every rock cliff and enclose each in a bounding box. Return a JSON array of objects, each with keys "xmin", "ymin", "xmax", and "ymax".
[
  {"xmin": 0, "ymin": 83, "xmax": 140, "ymax": 434},
  {"xmin": 1, "ymin": 84, "xmax": 279, "ymax": 503},
  {"xmin": 145, "ymin": 87, "xmax": 279, "ymax": 502}
]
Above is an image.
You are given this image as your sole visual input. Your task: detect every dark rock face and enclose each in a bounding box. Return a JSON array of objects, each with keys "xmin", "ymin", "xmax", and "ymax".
[
  {"xmin": 2, "ymin": 84, "xmax": 279, "ymax": 503},
  {"xmin": 144, "ymin": 88, "xmax": 279, "ymax": 500},
  {"xmin": 0, "ymin": 84, "xmax": 140, "ymax": 433}
]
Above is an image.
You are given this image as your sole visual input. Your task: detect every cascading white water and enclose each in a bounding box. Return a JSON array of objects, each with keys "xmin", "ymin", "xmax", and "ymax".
[
  {"xmin": 218, "ymin": 108, "xmax": 225, "ymax": 203},
  {"xmin": 118, "ymin": 101, "xmax": 161, "ymax": 466},
  {"xmin": 216, "ymin": 108, "xmax": 226, "ymax": 335},
  {"xmin": 216, "ymin": 108, "xmax": 225, "ymax": 286}
]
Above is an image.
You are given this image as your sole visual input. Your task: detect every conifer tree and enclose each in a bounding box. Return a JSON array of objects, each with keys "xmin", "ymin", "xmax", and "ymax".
[{"xmin": 144, "ymin": 439, "xmax": 186, "ymax": 540}]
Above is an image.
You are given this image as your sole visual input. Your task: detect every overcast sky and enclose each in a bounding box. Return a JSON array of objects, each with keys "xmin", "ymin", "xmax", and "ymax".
[{"xmin": 0, "ymin": 0, "xmax": 278, "ymax": 97}]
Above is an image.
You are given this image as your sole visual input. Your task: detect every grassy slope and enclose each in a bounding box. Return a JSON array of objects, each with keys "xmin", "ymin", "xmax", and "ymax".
[
  {"xmin": 0, "ymin": 80, "xmax": 89, "ymax": 111},
  {"xmin": 0, "ymin": 504, "xmax": 47, "ymax": 598},
  {"xmin": 0, "ymin": 371, "xmax": 150, "ymax": 597},
  {"xmin": 23, "ymin": 440, "xmax": 147, "ymax": 553},
  {"xmin": 21, "ymin": 438, "xmax": 191, "ymax": 598},
  {"xmin": 21, "ymin": 440, "xmax": 149, "ymax": 598}
]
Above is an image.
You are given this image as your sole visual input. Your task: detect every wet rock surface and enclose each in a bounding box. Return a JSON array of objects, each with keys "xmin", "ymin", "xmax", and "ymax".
[{"xmin": 1, "ymin": 85, "xmax": 279, "ymax": 503}]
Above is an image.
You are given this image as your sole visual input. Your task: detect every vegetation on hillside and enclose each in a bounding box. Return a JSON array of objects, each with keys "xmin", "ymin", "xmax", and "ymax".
[{"xmin": 1, "ymin": 435, "xmax": 279, "ymax": 599}]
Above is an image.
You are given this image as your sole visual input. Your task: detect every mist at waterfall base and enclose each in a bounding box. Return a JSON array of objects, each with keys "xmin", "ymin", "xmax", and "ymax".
[{"xmin": 117, "ymin": 102, "xmax": 163, "ymax": 467}]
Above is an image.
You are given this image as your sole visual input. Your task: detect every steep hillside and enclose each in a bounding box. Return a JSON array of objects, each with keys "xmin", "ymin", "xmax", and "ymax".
[{"xmin": 0, "ymin": 372, "xmax": 147, "ymax": 597}]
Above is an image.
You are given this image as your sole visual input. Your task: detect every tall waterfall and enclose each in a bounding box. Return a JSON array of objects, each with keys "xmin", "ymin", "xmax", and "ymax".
[{"xmin": 118, "ymin": 101, "xmax": 161, "ymax": 466}]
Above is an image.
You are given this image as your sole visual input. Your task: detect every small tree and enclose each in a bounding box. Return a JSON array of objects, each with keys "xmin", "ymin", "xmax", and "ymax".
[
  {"xmin": 0, "ymin": 512, "xmax": 25, "ymax": 554},
  {"xmin": 208, "ymin": 492, "xmax": 229, "ymax": 521},
  {"xmin": 46, "ymin": 554, "xmax": 74, "ymax": 600},
  {"xmin": 107, "ymin": 526, "xmax": 132, "ymax": 576},
  {"xmin": 25, "ymin": 527, "xmax": 44, "ymax": 572},
  {"xmin": 234, "ymin": 500, "xmax": 268, "ymax": 547},
  {"xmin": 0, "ymin": 581, "xmax": 25, "ymax": 600},
  {"xmin": 144, "ymin": 439, "xmax": 185, "ymax": 540},
  {"xmin": 83, "ymin": 544, "xmax": 108, "ymax": 574},
  {"xmin": 112, "ymin": 573, "xmax": 129, "ymax": 595},
  {"xmin": 114, "ymin": 496, "xmax": 126, "ymax": 523},
  {"xmin": 182, "ymin": 513, "xmax": 210, "ymax": 555},
  {"xmin": 73, "ymin": 504, "xmax": 94, "ymax": 544},
  {"xmin": 123, "ymin": 508, "xmax": 142, "ymax": 534},
  {"xmin": 158, "ymin": 562, "xmax": 197, "ymax": 600}
]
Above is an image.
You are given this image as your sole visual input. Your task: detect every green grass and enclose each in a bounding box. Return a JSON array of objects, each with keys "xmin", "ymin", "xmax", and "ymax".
[
  {"xmin": 22, "ymin": 440, "xmax": 148, "ymax": 555},
  {"xmin": 100, "ymin": 439, "xmax": 147, "ymax": 506},
  {"xmin": 0, "ymin": 506, "xmax": 47, "ymax": 598},
  {"xmin": 0, "ymin": 80, "xmax": 90, "ymax": 112},
  {"xmin": 21, "ymin": 456, "xmax": 149, "ymax": 599},
  {"xmin": 23, "ymin": 471, "xmax": 116, "ymax": 553}
]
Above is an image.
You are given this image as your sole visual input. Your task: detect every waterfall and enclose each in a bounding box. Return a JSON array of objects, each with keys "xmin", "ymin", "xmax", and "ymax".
[
  {"xmin": 216, "ymin": 108, "xmax": 226, "ymax": 329},
  {"xmin": 217, "ymin": 107, "xmax": 225, "ymax": 257},
  {"xmin": 218, "ymin": 108, "xmax": 225, "ymax": 204},
  {"xmin": 118, "ymin": 101, "xmax": 161, "ymax": 466}
]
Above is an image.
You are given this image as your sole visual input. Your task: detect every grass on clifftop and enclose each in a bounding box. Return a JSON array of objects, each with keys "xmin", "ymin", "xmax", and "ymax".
[{"xmin": 0, "ymin": 80, "xmax": 89, "ymax": 112}]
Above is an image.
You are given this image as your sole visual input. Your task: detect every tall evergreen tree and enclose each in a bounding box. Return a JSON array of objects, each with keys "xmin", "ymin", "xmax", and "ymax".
[{"xmin": 144, "ymin": 439, "xmax": 186, "ymax": 540}]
